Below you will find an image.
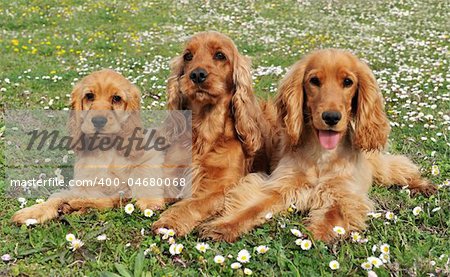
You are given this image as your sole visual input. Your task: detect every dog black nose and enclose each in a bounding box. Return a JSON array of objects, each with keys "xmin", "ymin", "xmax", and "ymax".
[
  {"xmin": 91, "ymin": 116, "xmax": 108, "ymax": 129},
  {"xmin": 322, "ymin": 111, "xmax": 342, "ymax": 126},
  {"xmin": 189, "ymin": 68, "xmax": 208, "ymax": 84}
]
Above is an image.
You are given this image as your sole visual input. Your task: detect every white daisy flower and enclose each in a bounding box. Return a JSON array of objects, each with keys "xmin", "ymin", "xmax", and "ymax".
[
  {"xmin": 157, "ymin": 227, "xmax": 168, "ymax": 235},
  {"xmin": 300, "ymin": 239, "xmax": 312, "ymax": 250},
  {"xmin": 351, "ymin": 232, "xmax": 361, "ymax": 242},
  {"xmin": 143, "ymin": 209, "xmax": 154, "ymax": 217},
  {"xmin": 432, "ymin": 207, "xmax": 441, "ymax": 213},
  {"xmin": 35, "ymin": 199, "xmax": 45, "ymax": 204},
  {"xmin": 244, "ymin": 268, "xmax": 253, "ymax": 275},
  {"xmin": 2, "ymin": 254, "xmax": 11, "ymax": 262},
  {"xmin": 367, "ymin": 256, "xmax": 383, "ymax": 268},
  {"xmin": 175, "ymin": 243, "xmax": 184, "ymax": 254},
  {"xmin": 412, "ymin": 206, "xmax": 422, "ymax": 216},
  {"xmin": 333, "ymin": 226, "xmax": 346, "ymax": 235},
  {"xmin": 237, "ymin": 249, "xmax": 251, "ymax": 263},
  {"xmin": 430, "ymin": 260, "xmax": 436, "ymax": 266},
  {"xmin": 230, "ymin": 262, "xmax": 242, "ymax": 269},
  {"xmin": 213, "ymin": 255, "xmax": 225, "ymax": 264},
  {"xmin": 380, "ymin": 243, "xmax": 390, "ymax": 254},
  {"xmin": 169, "ymin": 243, "xmax": 183, "ymax": 255},
  {"xmin": 329, "ymin": 260, "xmax": 340, "ymax": 270},
  {"xmin": 96, "ymin": 234, "xmax": 107, "ymax": 241},
  {"xmin": 361, "ymin": 261, "xmax": 373, "ymax": 270},
  {"xmin": 295, "ymin": 238, "xmax": 303, "ymax": 246},
  {"xmin": 70, "ymin": 239, "xmax": 84, "ymax": 251},
  {"xmin": 379, "ymin": 253, "xmax": 390, "ymax": 263},
  {"xmin": 265, "ymin": 212, "xmax": 273, "ymax": 220},
  {"xmin": 195, "ymin": 242, "xmax": 210, "ymax": 253},
  {"xmin": 256, "ymin": 245, "xmax": 269, "ymax": 254},
  {"xmin": 168, "ymin": 237, "xmax": 176, "ymax": 244},
  {"xmin": 431, "ymin": 165, "xmax": 440, "ymax": 176},
  {"xmin": 367, "ymin": 270, "xmax": 378, "ymax": 277},
  {"xmin": 359, "ymin": 238, "xmax": 369, "ymax": 243},
  {"xmin": 124, "ymin": 203, "xmax": 135, "ymax": 215},
  {"xmin": 169, "ymin": 244, "xmax": 177, "ymax": 255},
  {"xmin": 290, "ymin": 228, "xmax": 303, "ymax": 237},
  {"xmin": 385, "ymin": 211, "xmax": 395, "ymax": 220},
  {"xmin": 167, "ymin": 229, "xmax": 176, "ymax": 237},
  {"xmin": 25, "ymin": 219, "xmax": 38, "ymax": 226},
  {"xmin": 66, "ymin": 233, "xmax": 76, "ymax": 242},
  {"xmin": 368, "ymin": 212, "xmax": 382, "ymax": 218},
  {"xmin": 18, "ymin": 197, "xmax": 27, "ymax": 208}
]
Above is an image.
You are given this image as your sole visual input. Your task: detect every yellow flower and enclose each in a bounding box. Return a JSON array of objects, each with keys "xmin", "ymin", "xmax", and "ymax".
[{"xmin": 11, "ymin": 39, "xmax": 19, "ymax": 46}]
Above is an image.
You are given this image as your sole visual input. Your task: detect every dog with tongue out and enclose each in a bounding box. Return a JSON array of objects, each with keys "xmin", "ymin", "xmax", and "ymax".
[{"xmin": 200, "ymin": 49, "xmax": 436, "ymax": 244}]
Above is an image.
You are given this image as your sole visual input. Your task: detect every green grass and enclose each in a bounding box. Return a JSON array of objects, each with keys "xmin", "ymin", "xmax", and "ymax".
[{"xmin": 0, "ymin": 0, "xmax": 449, "ymax": 276}]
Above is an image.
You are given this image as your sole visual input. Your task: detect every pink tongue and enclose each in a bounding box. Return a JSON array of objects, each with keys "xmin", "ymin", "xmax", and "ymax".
[{"xmin": 318, "ymin": 130, "xmax": 341, "ymax": 150}]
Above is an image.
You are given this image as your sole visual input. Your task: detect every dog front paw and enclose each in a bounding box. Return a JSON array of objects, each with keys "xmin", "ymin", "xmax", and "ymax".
[
  {"xmin": 199, "ymin": 221, "xmax": 241, "ymax": 242},
  {"xmin": 12, "ymin": 203, "xmax": 59, "ymax": 224}
]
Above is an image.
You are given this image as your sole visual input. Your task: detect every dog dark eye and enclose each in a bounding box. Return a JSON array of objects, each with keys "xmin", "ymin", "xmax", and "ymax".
[
  {"xmin": 112, "ymin": 95, "xmax": 122, "ymax": 103},
  {"xmin": 214, "ymin": 51, "xmax": 226, "ymax": 60},
  {"xmin": 183, "ymin": 52, "xmax": 193, "ymax": 61},
  {"xmin": 85, "ymin": 92, "xmax": 95, "ymax": 101},
  {"xmin": 343, "ymin": 78, "xmax": 353, "ymax": 87},
  {"xmin": 309, "ymin": 77, "xmax": 321, "ymax": 86}
]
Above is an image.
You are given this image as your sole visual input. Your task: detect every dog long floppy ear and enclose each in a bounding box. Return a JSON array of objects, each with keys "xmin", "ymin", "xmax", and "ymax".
[
  {"xmin": 232, "ymin": 52, "xmax": 262, "ymax": 157},
  {"xmin": 353, "ymin": 61, "xmax": 390, "ymax": 151},
  {"xmin": 68, "ymin": 82, "xmax": 84, "ymax": 152},
  {"xmin": 274, "ymin": 59, "xmax": 306, "ymax": 146},
  {"xmin": 119, "ymin": 84, "xmax": 144, "ymax": 159},
  {"xmin": 167, "ymin": 55, "xmax": 186, "ymax": 110}
]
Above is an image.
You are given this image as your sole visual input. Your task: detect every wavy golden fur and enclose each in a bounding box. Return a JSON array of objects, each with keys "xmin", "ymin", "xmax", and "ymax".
[
  {"xmin": 12, "ymin": 69, "xmax": 165, "ymax": 224},
  {"xmin": 152, "ymin": 31, "xmax": 273, "ymax": 236},
  {"xmin": 200, "ymin": 49, "xmax": 436, "ymax": 242}
]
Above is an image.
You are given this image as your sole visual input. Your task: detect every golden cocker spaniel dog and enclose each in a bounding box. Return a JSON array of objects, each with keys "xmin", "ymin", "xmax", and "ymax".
[
  {"xmin": 12, "ymin": 69, "xmax": 165, "ymax": 224},
  {"xmin": 152, "ymin": 31, "xmax": 272, "ymax": 236},
  {"xmin": 200, "ymin": 49, "xmax": 436, "ymax": 242}
]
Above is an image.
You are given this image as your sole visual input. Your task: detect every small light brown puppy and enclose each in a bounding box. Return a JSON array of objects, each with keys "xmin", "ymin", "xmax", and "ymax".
[
  {"xmin": 200, "ymin": 49, "xmax": 436, "ymax": 242},
  {"xmin": 152, "ymin": 31, "xmax": 272, "ymax": 236},
  {"xmin": 12, "ymin": 69, "xmax": 165, "ymax": 224}
]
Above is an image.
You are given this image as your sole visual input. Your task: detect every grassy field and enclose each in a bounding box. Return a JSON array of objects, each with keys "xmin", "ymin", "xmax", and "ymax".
[{"xmin": 0, "ymin": 0, "xmax": 449, "ymax": 276}]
